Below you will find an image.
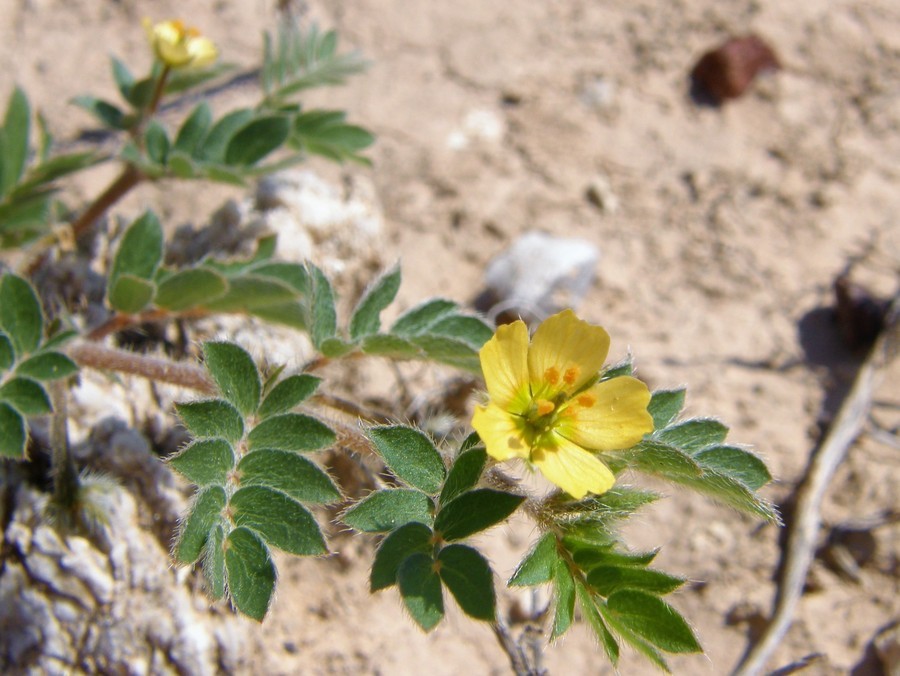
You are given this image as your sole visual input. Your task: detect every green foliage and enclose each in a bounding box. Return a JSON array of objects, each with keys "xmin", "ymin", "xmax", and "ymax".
[
  {"xmin": 370, "ymin": 522, "xmax": 433, "ymax": 592},
  {"xmin": 367, "ymin": 426, "xmax": 446, "ymax": 495},
  {"xmin": 261, "ymin": 23, "xmax": 370, "ymax": 102},
  {"xmin": 0, "ymin": 88, "xmax": 99, "ymax": 247},
  {"xmin": 171, "ymin": 341, "xmax": 340, "ymax": 617},
  {"xmin": 0, "ymin": 273, "xmax": 77, "ymax": 458},
  {"xmin": 353, "ymin": 434, "xmax": 524, "ymax": 630},
  {"xmin": 0, "ymin": 17, "xmax": 779, "ymax": 671},
  {"xmin": 341, "ymin": 489, "xmax": 434, "ymax": 533},
  {"xmin": 398, "ymin": 553, "xmax": 444, "ymax": 631},
  {"xmin": 437, "ymin": 544, "xmax": 495, "ymax": 621},
  {"xmin": 613, "ymin": 390, "xmax": 778, "ymax": 522},
  {"xmin": 433, "ymin": 489, "xmax": 524, "ymax": 542}
]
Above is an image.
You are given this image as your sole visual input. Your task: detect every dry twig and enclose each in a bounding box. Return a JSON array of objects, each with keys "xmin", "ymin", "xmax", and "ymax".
[{"xmin": 732, "ymin": 294, "xmax": 899, "ymax": 675}]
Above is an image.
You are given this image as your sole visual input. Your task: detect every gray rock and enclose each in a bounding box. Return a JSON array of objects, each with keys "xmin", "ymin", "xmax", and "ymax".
[{"xmin": 480, "ymin": 230, "xmax": 600, "ymax": 323}]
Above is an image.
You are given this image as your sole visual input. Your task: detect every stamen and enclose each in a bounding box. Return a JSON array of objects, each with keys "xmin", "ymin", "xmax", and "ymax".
[
  {"xmin": 563, "ymin": 366, "xmax": 580, "ymax": 386},
  {"xmin": 535, "ymin": 399, "xmax": 555, "ymax": 416},
  {"xmin": 577, "ymin": 394, "xmax": 596, "ymax": 408},
  {"xmin": 543, "ymin": 367, "xmax": 560, "ymax": 385}
]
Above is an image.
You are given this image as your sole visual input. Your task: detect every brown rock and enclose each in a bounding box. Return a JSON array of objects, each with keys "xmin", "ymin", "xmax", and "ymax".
[{"xmin": 691, "ymin": 35, "xmax": 781, "ymax": 103}]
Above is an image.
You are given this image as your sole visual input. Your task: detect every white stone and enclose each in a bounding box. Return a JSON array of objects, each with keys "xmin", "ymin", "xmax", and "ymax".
[{"xmin": 483, "ymin": 231, "xmax": 600, "ymax": 320}]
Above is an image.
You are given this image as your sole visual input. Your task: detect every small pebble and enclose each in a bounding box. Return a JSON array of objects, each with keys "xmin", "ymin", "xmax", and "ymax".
[{"xmin": 691, "ymin": 35, "xmax": 780, "ymax": 104}]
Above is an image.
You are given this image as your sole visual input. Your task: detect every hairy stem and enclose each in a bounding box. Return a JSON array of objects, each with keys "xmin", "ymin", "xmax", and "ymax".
[
  {"xmin": 66, "ymin": 341, "xmax": 215, "ymax": 394},
  {"xmin": 70, "ymin": 165, "xmax": 144, "ymax": 241},
  {"xmin": 49, "ymin": 380, "xmax": 80, "ymax": 509}
]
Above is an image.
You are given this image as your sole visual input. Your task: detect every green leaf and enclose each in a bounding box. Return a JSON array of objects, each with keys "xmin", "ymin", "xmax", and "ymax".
[
  {"xmin": 108, "ymin": 274, "xmax": 155, "ymax": 313},
  {"xmin": 656, "ymin": 419, "xmax": 728, "ymax": 452},
  {"xmin": 40, "ymin": 328, "xmax": 77, "ymax": 352},
  {"xmin": 360, "ymin": 333, "xmax": 421, "ymax": 359},
  {"xmin": 164, "ymin": 62, "xmax": 235, "ymax": 96},
  {"xmin": 410, "ymin": 334, "xmax": 480, "ymax": 371},
  {"xmin": 428, "ymin": 315, "xmax": 493, "ymax": 350},
  {"xmin": 203, "ymin": 275, "xmax": 299, "ymax": 313},
  {"xmin": 509, "ymin": 532, "xmax": 560, "ymax": 587},
  {"xmin": 434, "ymin": 489, "xmax": 524, "ymax": 542},
  {"xmin": 648, "ymin": 389, "xmax": 685, "ymax": 431},
  {"xmin": 0, "ymin": 273, "xmax": 43, "ymax": 356},
  {"xmin": 251, "ymin": 301, "xmax": 307, "ymax": 330},
  {"xmin": 174, "ymin": 102, "xmax": 213, "ymax": 155},
  {"xmin": 144, "ymin": 121, "xmax": 170, "ymax": 165},
  {"xmin": 577, "ymin": 585, "xmax": 620, "ymax": 664},
  {"xmin": 551, "ymin": 559, "xmax": 576, "ymax": 639},
  {"xmin": 319, "ymin": 337, "xmax": 354, "ymax": 358},
  {"xmin": 694, "ymin": 446, "xmax": 771, "ymax": 491},
  {"xmin": 341, "ymin": 489, "xmax": 433, "ymax": 533},
  {"xmin": 72, "ymin": 95, "xmax": 128, "ymax": 130},
  {"xmin": 238, "ymin": 449, "xmax": 339, "ymax": 504},
  {"xmin": 0, "ymin": 403, "xmax": 26, "ymax": 458},
  {"xmin": 600, "ymin": 606, "xmax": 670, "ymax": 672},
  {"xmin": 0, "ymin": 377, "xmax": 51, "ymax": 415},
  {"xmin": 230, "ymin": 485, "xmax": 326, "ymax": 555},
  {"xmin": 258, "ymin": 374, "xmax": 320, "ymax": 418},
  {"xmin": 110, "ymin": 211, "xmax": 164, "ymax": 283},
  {"xmin": 367, "ymin": 426, "xmax": 446, "ymax": 495},
  {"xmin": 670, "ymin": 469, "xmax": 779, "ymax": 522},
  {"xmin": 437, "ymin": 544, "xmax": 496, "ymax": 621},
  {"xmin": 572, "ymin": 547, "xmax": 659, "ymax": 571},
  {"xmin": 111, "ymin": 57, "xmax": 135, "ymax": 103},
  {"xmin": 398, "ymin": 553, "xmax": 444, "ymax": 632},
  {"xmin": 201, "ymin": 162, "xmax": 247, "ymax": 186},
  {"xmin": 167, "ymin": 151, "xmax": 198, "ymax": 178},
  {"xmin": 225, "ymin": 526, "xmax": 276, "ymax": 621},
  {"xmin": 370, "ymin": 522, "xmax": 434, "ymax": 592},
  {"xmin": 554, "ymin": 487, "xmax": 662, "ymax": 530},
  {"xmin": 439, "ymin": 447, "xmax": 487, "ymax": 505},
  {"xmin": 308, "ymin": 264, "xmax": 337, "ymax": 349},
  {"xmin": 292, "ymin": 110, "xmax": 374, "ymax": 164},
  {"xmin": 15, "ymin": 351, "xmax": 78, "ymax": 381},
  {"xmin": 247, "ymin": 412, "xmax": 335, "ymax": 452},
  {"xmin": 1, "ymin": 88, "xmax": 30, "ymax": 196},
  {"xmin": 125, "ymin": 76, "xmax": 155, "ymax": 110},
  {"xmin": 250, "ymin": 262, "xmax": 309, "ymax": 295},
  {"xmin": 224, "ymin": 116, "xmax": 290, "ymax": 166},
  {"xmin": 349, "ymin": 264, "xmax": 401, "ymax": 340},
  {"xmin": 168, "ymin": 438, "xmax": 235, "ymax": 487},
  {"xmin": 174, "ymin": 486, "xmax": 226, "ymax": 564},
  {"xmin": 262, "ymin": 23, "xmax": 369, "ymax": 100},
  {"xmin": 154, "ymin": 267, "xmax": 227, "ymax": 311},
  {"xmin": 390, "ymin": 299, "xmax": 457, "ymax": 336},
  {"xmin": 0, "ymin": 333, "xmax": 13, "ymax": 368},
  {"xmin": 175, "ymin": 399, "xmax": 244, "ymax": 444},
  {"xmin": 627, "ymin": 440, "xmax": 703, "ymax": 480},
  {"xmin": 605, "ymin": 590, "xmax": 702, "ymax": 654},
  {"xmin": 202, "ymin": 524, "xmax": 226, "ymax": 600},
  {"xmin": 602, "ymin": 359, "xmax": 634, "ymax": 379},
  {"xmin": 197, "ymin": 108, "xmax": 255, "ymax": 162},
  {"xmin": 587, "ymin": 566, "xmax": 685, "ymax": 597},
  {"xmin": 203, "ymin": 342, "xmax": 261, "ymax": 418}
]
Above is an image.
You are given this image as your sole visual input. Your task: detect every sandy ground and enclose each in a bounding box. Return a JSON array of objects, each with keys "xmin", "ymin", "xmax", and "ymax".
[{"xmin": 2, "ymin": 0, "xmax": 899, "ymax": 673}]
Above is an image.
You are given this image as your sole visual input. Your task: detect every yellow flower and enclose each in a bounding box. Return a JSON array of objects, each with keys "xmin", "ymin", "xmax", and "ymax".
[
  {"xmin": 471, "ymin": 310, "xmax": 653, "ymax": 499},
  {"xmin": 143, "ymin": 19, "xmax": 217, "ymax": 69}
]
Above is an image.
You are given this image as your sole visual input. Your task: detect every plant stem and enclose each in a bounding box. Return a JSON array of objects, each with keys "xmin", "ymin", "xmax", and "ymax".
[
  {"xmin": 49, "ymin": 380, "xmax": 80, "ymax": 510},
  {"xmin": 66, "ymin": 341, "xmax": 215, "ymax": 394},
  {"xmin": 70, "ymin": 164, "xmax": 144, "ymax": 241}
]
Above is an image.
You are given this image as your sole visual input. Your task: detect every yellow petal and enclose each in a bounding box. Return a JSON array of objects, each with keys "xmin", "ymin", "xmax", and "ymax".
[
  {"xmin": 532, "ymin": 437, "xmax": 615, "ymax": 498},
  {"xmin": 187, "ymin": 36, "xmax": 218, "ymax": 68},
  {"xmin": 479, "ymin": 320, "xmax": 531, "ymax": 414},
  {"xmin": 528, "ymin": 310, "xmax": 610, "ymax": 397},
  {"xmin": 472, "ymin": 403, "xmax": 530, "ymax": 461},
  {"xmin": 556, "ymin": 376, "xmax": 652, "ymax": 451}
]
